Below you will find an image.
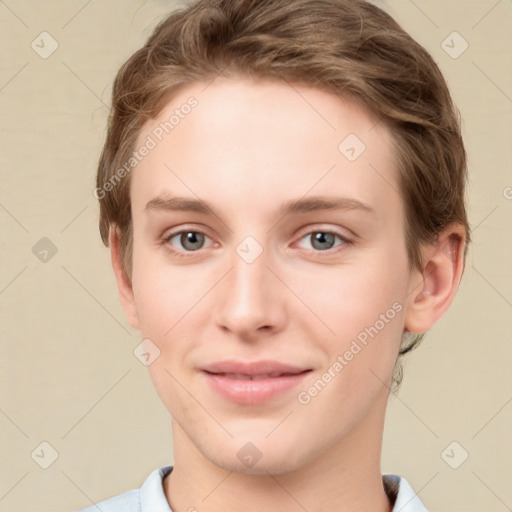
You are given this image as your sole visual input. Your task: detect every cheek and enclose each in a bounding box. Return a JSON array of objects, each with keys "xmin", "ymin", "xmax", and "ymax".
[
  {"xmin": 132, "ymin": 274, "xmax": 171, "ymax": 337},
  {"xmin": 131, "ymin": 265, "xmax": 194, "ymax": 414},
  {"xmin": 131, "ymin": 247, "xmax": 199, "ymax": 338},
  {"xmin": 298, "ymin": 279, "xmax": 404, "ymax": 427},
  {"xmin": 312, "ymin": 253, "xmax": 407, "ymax": 383},
  {"xmin": 318, "ymin": 258, "xmax": 406, "ymax": 336}
]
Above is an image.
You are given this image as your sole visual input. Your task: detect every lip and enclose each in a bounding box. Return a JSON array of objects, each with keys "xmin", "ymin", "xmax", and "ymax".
[{"xmin": 200, "ymin": 360, "xmax": 312, "ymax": 405}]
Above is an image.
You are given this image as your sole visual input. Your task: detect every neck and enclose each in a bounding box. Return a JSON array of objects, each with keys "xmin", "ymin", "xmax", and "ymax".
[{"xmin": 164, "ymin": 393, "xmax": 393, "ymax": 512}]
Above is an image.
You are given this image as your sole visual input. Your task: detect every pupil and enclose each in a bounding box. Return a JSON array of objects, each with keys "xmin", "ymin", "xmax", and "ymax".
[
  {"xmin": 314, "ymin": 232, "xmax": 333, "ymax": 250},
  {"xmin": 183, "ymin": 232, "xmax": 202, "ymax": 250}
]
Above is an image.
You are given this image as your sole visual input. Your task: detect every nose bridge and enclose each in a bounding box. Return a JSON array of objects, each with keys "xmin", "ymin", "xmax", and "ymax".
[
  {"xmin": 233, "ymin": 236, "xmax": 268, "ymax": 297},
  {"xmin": 215, "ymin": 233, "xmax": 284, "ymax": 335}
]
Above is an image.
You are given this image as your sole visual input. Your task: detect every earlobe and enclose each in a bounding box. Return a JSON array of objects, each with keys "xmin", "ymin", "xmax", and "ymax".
[
  {"xmin": 404, "ymin": 224, "xmax": 466, "ymax": 334},
  {"xmin": 110, "ymin": 227, "xmax": 140, "ymax": 330}
]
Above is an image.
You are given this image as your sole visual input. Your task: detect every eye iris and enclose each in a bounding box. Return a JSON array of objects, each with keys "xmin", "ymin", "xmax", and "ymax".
[
  {"xmin": 181, "ymin": 232, "xmax": 204, "ymax": 251},
  {"xmin": 312, "ymin": 232, "xmax": 335, "ymax": 250}
]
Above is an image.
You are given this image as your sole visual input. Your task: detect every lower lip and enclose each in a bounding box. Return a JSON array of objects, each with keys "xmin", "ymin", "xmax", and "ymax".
[{"xmin": 202, "ymin": 371, "xmax": 311, "ymax": 405}]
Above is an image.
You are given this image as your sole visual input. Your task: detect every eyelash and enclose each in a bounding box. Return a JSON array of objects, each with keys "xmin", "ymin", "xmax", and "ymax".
[{"xmin": 161, "ymin": 227, "xmax": 353, "ymax": 259}]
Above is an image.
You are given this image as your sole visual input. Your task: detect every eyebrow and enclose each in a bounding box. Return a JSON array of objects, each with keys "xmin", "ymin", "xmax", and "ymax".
[{"xmin": 144, "ymin": 195, "xmax": 375, "ymax": 217}]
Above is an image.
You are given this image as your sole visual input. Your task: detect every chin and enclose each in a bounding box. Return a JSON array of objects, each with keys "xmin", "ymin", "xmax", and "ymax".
[
  {"xmin": 212, "ymin": 455, "xmax": 306, "ymax": 476},
  {"xmin": 201, "ymin": 435, "xmax": 312, "ymax": 476}
]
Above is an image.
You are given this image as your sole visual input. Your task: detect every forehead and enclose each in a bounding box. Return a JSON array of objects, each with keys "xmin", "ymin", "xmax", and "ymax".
[{"xmin": 131, "ymin": 77, "xmax": 401, "ymax": 223}]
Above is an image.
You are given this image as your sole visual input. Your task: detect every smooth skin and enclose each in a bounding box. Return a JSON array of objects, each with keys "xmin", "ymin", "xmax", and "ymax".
[{"xmin": 110, "ymin": 77, "xmax": 466, "ymax": 512}]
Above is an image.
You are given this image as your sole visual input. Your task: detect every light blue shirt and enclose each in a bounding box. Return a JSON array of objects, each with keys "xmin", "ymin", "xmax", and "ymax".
[{"xmin": 76, "ymin": 465, "xmax": 429, "ymax": 512}]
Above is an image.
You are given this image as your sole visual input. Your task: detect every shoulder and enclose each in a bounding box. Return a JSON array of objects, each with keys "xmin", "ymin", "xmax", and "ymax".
[{"xmin": 74, "ymin": 465, "xmax": 174, "ymax": 512}]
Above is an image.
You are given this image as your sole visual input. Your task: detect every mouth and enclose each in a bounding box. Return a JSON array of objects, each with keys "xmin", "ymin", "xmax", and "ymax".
[
  {"xmin": 207, "ymin": 371, "xmax": 308, "ymax": 380},
  {"xmin": 200, "ymin": 360, "xmax": 312, "ymax": 404}
]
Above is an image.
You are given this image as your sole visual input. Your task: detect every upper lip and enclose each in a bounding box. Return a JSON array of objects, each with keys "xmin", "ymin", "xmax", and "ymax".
[{"xmin": 201, "ymin": 360, "xmax": 311, "ymax": 377}]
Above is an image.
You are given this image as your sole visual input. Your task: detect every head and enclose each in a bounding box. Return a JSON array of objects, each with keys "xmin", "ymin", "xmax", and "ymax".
[{"xmin": 96, "ymin": 0, "xmax": 470, "ymax": 474}]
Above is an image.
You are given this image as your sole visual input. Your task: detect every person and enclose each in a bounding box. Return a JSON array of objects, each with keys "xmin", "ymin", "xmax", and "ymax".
[{"xmin": 79, "ymin": 0, "xmax": 471, "ymax": 510}]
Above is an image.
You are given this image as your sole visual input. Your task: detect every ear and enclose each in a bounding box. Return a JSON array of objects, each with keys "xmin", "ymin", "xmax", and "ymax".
[
  {"xmin": 404, "ymin": 223, "xmax": 467, "ymax": 334},
  {"xmin": 110, "ymin": 227, "xmax": 140, "ymax": 330}
]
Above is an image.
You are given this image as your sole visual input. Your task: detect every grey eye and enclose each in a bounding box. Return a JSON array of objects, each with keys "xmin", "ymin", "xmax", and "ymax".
[
  {"xmin": 309, "ymin": 232, "xmax": 337, "ymax": 251},
  {"xmin": 171, "ymin": 231, "xmax": 207, "ymax": 251},
  {"xmin": 298, "ymin": 231, "xmax": 344, "ymax": 252}
]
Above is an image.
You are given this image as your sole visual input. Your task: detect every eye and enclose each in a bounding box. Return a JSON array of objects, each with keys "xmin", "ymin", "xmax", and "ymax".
[
  {"xmin": 161, "ymin": 228, "xmax": 352, "ymax": 259},
  {"xmin": 163, "ymin": 230, "xmax": 214, "ymax": 256},
  {"xmin": 296, "ymin": 230, "xmax": 351, "ymax": 254}
]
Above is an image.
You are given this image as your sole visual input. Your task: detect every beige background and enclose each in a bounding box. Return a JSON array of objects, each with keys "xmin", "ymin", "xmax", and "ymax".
[{"xmin": 0, "ymin": 1, "xmax": 511, "ymax": 511}]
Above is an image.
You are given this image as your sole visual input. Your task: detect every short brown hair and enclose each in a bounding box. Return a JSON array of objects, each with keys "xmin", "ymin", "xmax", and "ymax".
[{"xmin": 96, "ymin": 0, "xmax": 471, "ymax": 391}]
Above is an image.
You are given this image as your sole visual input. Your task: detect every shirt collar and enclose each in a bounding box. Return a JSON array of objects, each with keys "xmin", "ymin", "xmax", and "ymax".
[
  {"xmin": 140, "ymin": 466, "xmax": 429, "ymax": 512},
  {"xmin": 384, "ymin": 474, "xmax": 429, "ymax": 512}
]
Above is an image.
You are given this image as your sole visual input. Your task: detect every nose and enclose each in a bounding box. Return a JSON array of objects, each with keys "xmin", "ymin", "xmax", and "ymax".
[{"xmin": 214, "ymin": 239, "xmax": 288, "ymax": 340}]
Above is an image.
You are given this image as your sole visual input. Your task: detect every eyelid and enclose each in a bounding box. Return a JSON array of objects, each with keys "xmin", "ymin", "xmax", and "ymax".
[
  {"xmin": 162, "ymin": 225, "xmax": 214, "ymax": 242},
  {"xmin": 295, "ymin": 223, "xmax": 353, "ymax": 241}
]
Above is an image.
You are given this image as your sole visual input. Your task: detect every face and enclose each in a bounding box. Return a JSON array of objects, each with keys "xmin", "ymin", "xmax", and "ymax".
[{"xmin": 125, "ymin": 77, "xmax": 417, "ymax": 474}]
